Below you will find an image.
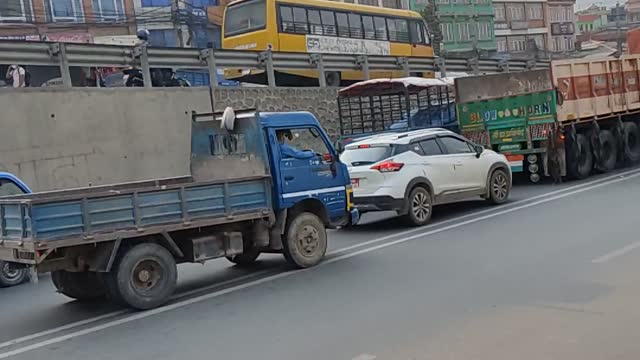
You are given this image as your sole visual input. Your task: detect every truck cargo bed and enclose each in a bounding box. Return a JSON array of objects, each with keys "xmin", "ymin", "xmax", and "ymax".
[{"xmin": 0, "ymin": 176, "xmax": 271, "ymax": 250}]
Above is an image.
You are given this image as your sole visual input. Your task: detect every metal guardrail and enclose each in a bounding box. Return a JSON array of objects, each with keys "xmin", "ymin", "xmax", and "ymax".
[{"xmin": 0, "ymin": 40, "xmax": 551, "ymax": 88}]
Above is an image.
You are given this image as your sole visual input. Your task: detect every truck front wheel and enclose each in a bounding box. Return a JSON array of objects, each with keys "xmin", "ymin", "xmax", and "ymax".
[
  {"xmin": 51, "ymin": 270, "xmax": 106, "ymax": 301},
  {"xmin": 104, "ymin": 243, "xmax": 177, "ymax": 310},
  {"xmin": 0, "ymin": 261, "xmax": 28, "ymax": 287},
  {"xmin": 282, "ymin": 212, "xmax": 327, "ymax": 268}
]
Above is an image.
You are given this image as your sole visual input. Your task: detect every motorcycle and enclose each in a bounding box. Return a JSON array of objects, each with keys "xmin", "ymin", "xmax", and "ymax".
[{"xmin": 123, "ymin": 68, "xmax": 190, "ymax": 87}]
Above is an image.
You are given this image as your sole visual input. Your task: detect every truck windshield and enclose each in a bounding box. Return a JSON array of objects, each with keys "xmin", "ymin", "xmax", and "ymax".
[
  {"xmin": 341, "ymin": 146, "xmax": 393, "ymax": 166},
  {"xmin": 0, "ymin": 179, "xmax": 27, "ymax": 197},
  {"xmin": 224, "ymin": 0, "xmax": 266, "ymax": 37}
]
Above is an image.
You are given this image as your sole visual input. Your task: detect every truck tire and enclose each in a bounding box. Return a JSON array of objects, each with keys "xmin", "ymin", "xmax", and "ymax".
[
  {"xmin": 622, "ymin": 121, "xmax": 640, "ymax": 163},
  {"xmin": 104, "ymin": 243, "xmax": 177, "ymax": 310},
  {"xmin": 51, "ymin": 270, "xmax": 105, "ymax": 301},
  {"xmin": 567, "ymin": 133, "xmax": 593, "ymax": 179},
  {"xmin": 226, "ymin": 249, "xmax": 260, "ymax": 267},
  {"xmin": 486, "ymin": 169, "xmax": 510, "ymax": 205},
  {"xmin": 597, "ymin": 129, "xmax": 617, "ymax": 173},
  {"xmin": 282, "ymin": 212, "xmax": 327, "ymax": 268},
  {"xmin": 0, "ymin": 261, "xmax": 28, "ymax": 288},
  {"xmin": 402, "ymin": 186, "xmax": 432, "ymax": 226}
]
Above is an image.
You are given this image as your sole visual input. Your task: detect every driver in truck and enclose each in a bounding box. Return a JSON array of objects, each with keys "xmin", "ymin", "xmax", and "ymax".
[{"xmin": 277, "ymin": 129, "xmax": 316, "ymax": 160}]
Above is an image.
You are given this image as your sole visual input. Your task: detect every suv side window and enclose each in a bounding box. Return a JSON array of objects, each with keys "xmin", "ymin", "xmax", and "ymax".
[
  {"xmin": 418, "ymin": 139, "xmax": 443, "ymax": 156},
  {"xmin": 438, "ymin": 136, "xmax": 474, "ymax": 154},
  {"xmin": 0, "ymin": 179, "xmax": 26, "ymax": 196}
]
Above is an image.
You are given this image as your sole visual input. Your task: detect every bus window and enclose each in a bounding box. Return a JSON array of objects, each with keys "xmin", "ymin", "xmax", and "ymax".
[
  {"xmin": 321, "ymin": 10, "xmax": 336, "ymax": 36},
  {"xmin": 421, "ymin": 22, "xmax": 431, "ymax": 44},
  {"xmin": 292, "ymin": 7, "xmax": 308, "ymax": 34},
  {"xmin": 394, "ymin": 18, "xmax": 409, "ymax": 42},
  {"xmin": 336, "ymin": 13, "xmax": 349, "ymax": 37},
  {"xmin": 224, "ymin": 0, "xmax": 266, "ymax": 37},
  {"xmin": 280, "ymin": 6, "xmax": 294, "ymax": 33},
  {"xmin": 374, "ymin": 16, "xmax": 388, "ymax": 41},
  {"xmin": 410, "ymin": 20, "xmax": 423, "ymax": 44},
  {"xmin": 348, "ymin": 13, "xmax": 363, "ymax": 38},
  {"xmin": 308, "ymin": 9, "xmax": 323, "ymax": 35},
  {"xmin": 363, "ymin": 16, "xmax": 375, "ymax": 40}
]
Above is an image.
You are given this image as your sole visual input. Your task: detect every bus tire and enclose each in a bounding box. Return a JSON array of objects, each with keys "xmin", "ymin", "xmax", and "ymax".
[
  {"xmin": 282, "ymin": 212, "xmax": 327, "ymax": 268},
  {"xmin": 597, "ymin": 129, "xmax": 617, "ymax": 172},
  {"xmin": 104, "ymin": 243, "xmax": 177, "ymax": 310},
  {"xmin": 567, "ymin": 133, "xmax": 593, "ymax": 179},
  {"xmin": 325, "ymin": 72, "xmax": 341, "ymax": 87},
  {"xmin": 51, "ymin": 270, "xmax": 106, "ymax": 301},
  {"xmin": 623, "ymin": 121, "xmax": 640, "ymax": 163}
]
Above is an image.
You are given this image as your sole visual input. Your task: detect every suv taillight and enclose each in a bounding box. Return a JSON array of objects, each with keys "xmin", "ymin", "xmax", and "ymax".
[{"xmin": 371, "ymin": 160, "xmax": 404, "ymax": 172}]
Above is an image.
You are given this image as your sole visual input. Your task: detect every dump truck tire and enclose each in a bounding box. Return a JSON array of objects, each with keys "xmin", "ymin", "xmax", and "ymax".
[
  {"xmin": 567, "ymin": 133, "xmax": 593, "ymax": 179},
  {"xmin": 597, "ymin": 129, "xmax": 617, "ymax": 172},
  {"xmin": 104, "ymin": 243, "xmax": 177, "ymax": 310},
  {"xmin": 623, "ymin": 121, "xmax": 640, "ymax": 163},
  {"xmin": 51, "ymin": 270, "xmax": 106, "ymax": 301},
  {"xmin": 0, "ymin": 261, "xmax": 28, "ymax": 288},
  {"xmin": 283, "ymin": 212, "xmax": 327, "ymax": 268}
]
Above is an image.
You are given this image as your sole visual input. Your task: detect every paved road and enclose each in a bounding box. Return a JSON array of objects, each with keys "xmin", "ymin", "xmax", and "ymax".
[{"xmin": 2, "ymin": 169, "xmax": 640, "ymax": 359}]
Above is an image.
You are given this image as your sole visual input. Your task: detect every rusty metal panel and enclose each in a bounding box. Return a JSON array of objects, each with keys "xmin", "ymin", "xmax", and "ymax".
[{"xmin": 455, "ymin": 70, "xmax": 553, "ymax": 104}]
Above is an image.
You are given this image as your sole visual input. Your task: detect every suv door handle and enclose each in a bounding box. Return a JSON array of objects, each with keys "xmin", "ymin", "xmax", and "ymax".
[{"xmin": 284, "ymin": 176, "xmax": 294, "ymax": 181}]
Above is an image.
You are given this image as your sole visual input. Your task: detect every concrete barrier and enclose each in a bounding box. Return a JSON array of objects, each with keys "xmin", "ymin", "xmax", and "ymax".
[{"xmin": 0, "ymin": 87, "xmax": 340, "ymax": 192}]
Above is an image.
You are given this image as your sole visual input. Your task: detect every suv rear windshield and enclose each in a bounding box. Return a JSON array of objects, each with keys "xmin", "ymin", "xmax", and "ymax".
[{"xmin": 341, "ymin": 145, "xmax": 393, "ymax": 166}]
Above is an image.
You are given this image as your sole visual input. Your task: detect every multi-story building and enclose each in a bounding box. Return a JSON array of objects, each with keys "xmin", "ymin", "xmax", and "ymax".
[
  {"xmin": 0, "ymin": 0, "xmax": 136, "ymax": 41},
  {"xmin": 493, "ymin": 0, "xmax": 548, "ymax": 56},
  {"xmin": 547, "ymin": 0, "xmax": 575, "ymax": 53},
  {"xmin": 576, "ymin": 4, "xmax": 608, "ymax": 33},
  {"xmin": 410, "ymin": 0, "xmax": 496, "ymax": 54}
]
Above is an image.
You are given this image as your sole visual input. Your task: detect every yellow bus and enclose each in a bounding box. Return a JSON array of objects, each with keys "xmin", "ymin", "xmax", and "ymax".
[{"xmin": 222, "ymin": 0, "xmax": 434, "ymax": 86}]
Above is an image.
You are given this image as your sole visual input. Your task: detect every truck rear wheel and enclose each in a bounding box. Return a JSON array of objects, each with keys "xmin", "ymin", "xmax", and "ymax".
[
  {"xmin": 567, "ymin": 133, "xmax": 593, "ymax": 179},
  {"xmin": 597, "ymin": 129, "xmax": 617, "ymax": 172},
  {"xmin": 0, "ymin": 261, "xmax": 28, "ymax": 288},
  {"xmin": 282, "ymin": 212, "xmax": 327, "ymax": 268},
  {"xmin": 622, "ymin": 121, "xmax": 640, "ymax": 163},
  {"xmin": 51, "ymin": 270, "xmax": 106, "ymax": 301},
  {"xmin": 226, "ymin": 249, "xmax": 260, "ymax": 267},
  {"xmin": 104, "ymin": 243, "xmax": 177, "ymax": 310}
]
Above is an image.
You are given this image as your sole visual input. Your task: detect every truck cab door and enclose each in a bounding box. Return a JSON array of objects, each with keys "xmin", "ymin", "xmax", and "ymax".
[{"xmin": 272, "ymin": 127, "xmax": 348, "ymax": 222}]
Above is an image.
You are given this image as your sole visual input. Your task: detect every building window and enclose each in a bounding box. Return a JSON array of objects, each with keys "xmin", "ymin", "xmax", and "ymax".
[
  {"xmin": 46, "ymin": 0, "xmax": 84, "ymax": 22},
  {"xmin": 527, "ymin": 3, "xmax": 542, "ymax": 20},
  {"xmin": 148, "ymin": 29, "xmax": 178, "ymax": 47},
  {"xmin": 508, "ymin": 5, "xmax": 524, "ymax": 21},
  {"xmin": 436, "ymin": 0, "xmax": 449, "ymax": 4},
  {"xmin": 476, "ymin": 0, "xmax": 488, "ymax": 4},
  {"xmin": 457, "ymin": 22, "xmax": 470, "ymax": 41},
  {"xmin": 381, "ymin": 0, "xmax": 403, "ymax": 8},
  {"xmin": 440, "ymin": 22, "xmax": 454, "ymax": 42},
  {"xmin": 359, "ymin": 0, "xmax": 378, "ymax": 5},
  {"xmin": 477, "ymin": 22, "xmax": 491, "ymax": 40},
  {"xmin": 141, "ymin": 0, "xmax": 170, "ymax": 6},
  {"xmin": 509, "ymin": 36, "xmax": 526, "ymax": 52},
  {"xmin": 189, "ymin": 0, "xmax": 216, "ymax": 6},
  {"xmin": 494, "ymin": 5, "xmax": 505, "ymax": 21},
  {"xmin": 531, "ymin": 34, "xmax": 544, "ymax": 49},
  {"xmin": 496, "ymin": 37, "xmax": 507, "ymax": 52},
  {"xmin": 92, "ymin": 0, "xmax": 124, "ymax": 20},
  {"xmin": 0, "ymin": 0, "xmax": 33, "ymax": 21},
  {"xmin": 192, "ymin": 27, "xmax": 219, "ymax": 48},
  {"xmin": 565, "ymin": 7, "xmax": 573, "ymax": 22}
]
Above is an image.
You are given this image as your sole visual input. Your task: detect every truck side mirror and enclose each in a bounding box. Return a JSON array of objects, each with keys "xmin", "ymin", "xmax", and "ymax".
[{"xmin": 335, "ymin": 140, "xmax": 345, "ymax": 154}]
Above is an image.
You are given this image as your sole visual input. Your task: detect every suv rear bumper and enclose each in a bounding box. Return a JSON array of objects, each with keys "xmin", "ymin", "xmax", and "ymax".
[{"xmin": 353, "ymin": 196, "xmax": 405, "ymax": 213}]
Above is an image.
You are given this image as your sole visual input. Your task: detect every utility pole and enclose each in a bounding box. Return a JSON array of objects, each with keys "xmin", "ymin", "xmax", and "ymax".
[
  {"xmin": 172, "ymin": 0, "xmax": 185, "ymax": 47},
  {"xmin": 616, "ymin": 1, "xmax": 623, "ymax": 57}
]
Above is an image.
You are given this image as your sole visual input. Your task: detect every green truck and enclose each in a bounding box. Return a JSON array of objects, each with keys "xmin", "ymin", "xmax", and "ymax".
[{"xmin": 455, "ymin": 70, "xmax": 560, "ymax": 182}]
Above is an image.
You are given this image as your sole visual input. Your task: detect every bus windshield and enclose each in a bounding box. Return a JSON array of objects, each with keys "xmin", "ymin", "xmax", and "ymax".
[{"xmin": 225, "ymin": 0, "xmax": 266, "ymax": 37}]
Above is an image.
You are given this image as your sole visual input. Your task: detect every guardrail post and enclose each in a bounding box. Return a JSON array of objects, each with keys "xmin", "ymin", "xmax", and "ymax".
[
  {"xmin": 201, "ymin": 49, "xmax": 218, "ymax": 89},
  {"xmin": 49, "ymin": 43, "xmax": 72, "ymax": 88},
  {"xmin": 357, "ymin": 55, "xmax": 370, "ymax": 80},
  {"xmin": 467, "ymin": 58, "xmax": 479, "ymax": 75},
  {"xmin": 133, "ymin": 45, "xmax": 152, "ymax": 88},
  {"xmin": 436, "ymin": 57, "xmax": 446, "ymax": 78},
  {"xmin": 398, "ymin": 57, "xmax": 410, "ymax": 77},
  {"xmin": 526, "ymin": 59, "xmax": 537, "ymax": 70},
  {"xmin": 259, "ymin": 49, "xmax": 276, "ymax": 87},
  {"xmin": 498, "ymin": 59, "xmax": 509, "ymax": 73},
  {"xmin": 310, "ymin": 54, "xmax": 326, "ymax": 87}
]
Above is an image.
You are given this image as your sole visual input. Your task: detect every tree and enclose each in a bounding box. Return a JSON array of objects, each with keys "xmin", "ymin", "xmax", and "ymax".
[{"xmin": 421, "ymin": 0, "xmax": 443, "ymax": 56}]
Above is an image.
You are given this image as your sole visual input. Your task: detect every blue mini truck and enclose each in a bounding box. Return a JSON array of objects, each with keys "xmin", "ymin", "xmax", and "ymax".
[{"xmin": 0, "ymin": 108, "xmax": 358, "ymax": 309}]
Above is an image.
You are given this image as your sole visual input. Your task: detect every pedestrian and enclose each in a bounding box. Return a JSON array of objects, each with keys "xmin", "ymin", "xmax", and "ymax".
[{"xmin": 5, "ymin": 65, "xmax": 26, "ymax": 88}]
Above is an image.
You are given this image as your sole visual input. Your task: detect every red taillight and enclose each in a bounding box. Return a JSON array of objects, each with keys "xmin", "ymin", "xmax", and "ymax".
[
  {"xmin": 371, "ymin": 160, "xmax": 404, "ymax": 172},
  {"xmin": 358, "ymin": 144, "xmax": 370, "ymax": 148}
]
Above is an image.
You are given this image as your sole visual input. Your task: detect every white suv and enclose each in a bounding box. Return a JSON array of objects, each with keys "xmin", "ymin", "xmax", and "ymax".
[{"xmin": 340, "ymin": 129, "xmax": 511, "ymax": 226}]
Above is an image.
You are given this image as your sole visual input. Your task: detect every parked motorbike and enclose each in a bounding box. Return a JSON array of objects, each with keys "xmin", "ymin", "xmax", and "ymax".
[{"xmin": 123, "ymin": 68, "xmax": 190, "ymax": 87}]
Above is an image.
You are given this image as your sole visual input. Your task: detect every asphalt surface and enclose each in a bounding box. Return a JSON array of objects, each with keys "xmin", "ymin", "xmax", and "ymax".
[{"xmin": 2, "ymin": 169, "xmax": 640, "ymax": 359}]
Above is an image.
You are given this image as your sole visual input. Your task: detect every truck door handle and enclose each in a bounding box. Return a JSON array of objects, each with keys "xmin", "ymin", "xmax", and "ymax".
[{"xmin": 284, "ymin": 176, "xmax": 294, "ymax": 181}]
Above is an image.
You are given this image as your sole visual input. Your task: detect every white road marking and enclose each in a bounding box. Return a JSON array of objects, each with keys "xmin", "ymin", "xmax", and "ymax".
[
  {"xmin": 352, "ymin": 354, "xmax": 377, "ymax": 360},
  {"xmin": 1, "ymin": 169, "xmax": 638, "ymax": 359},
  {"xmin": 592, "ymin": 240, "xmax": 640, "ymax": 264}
]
